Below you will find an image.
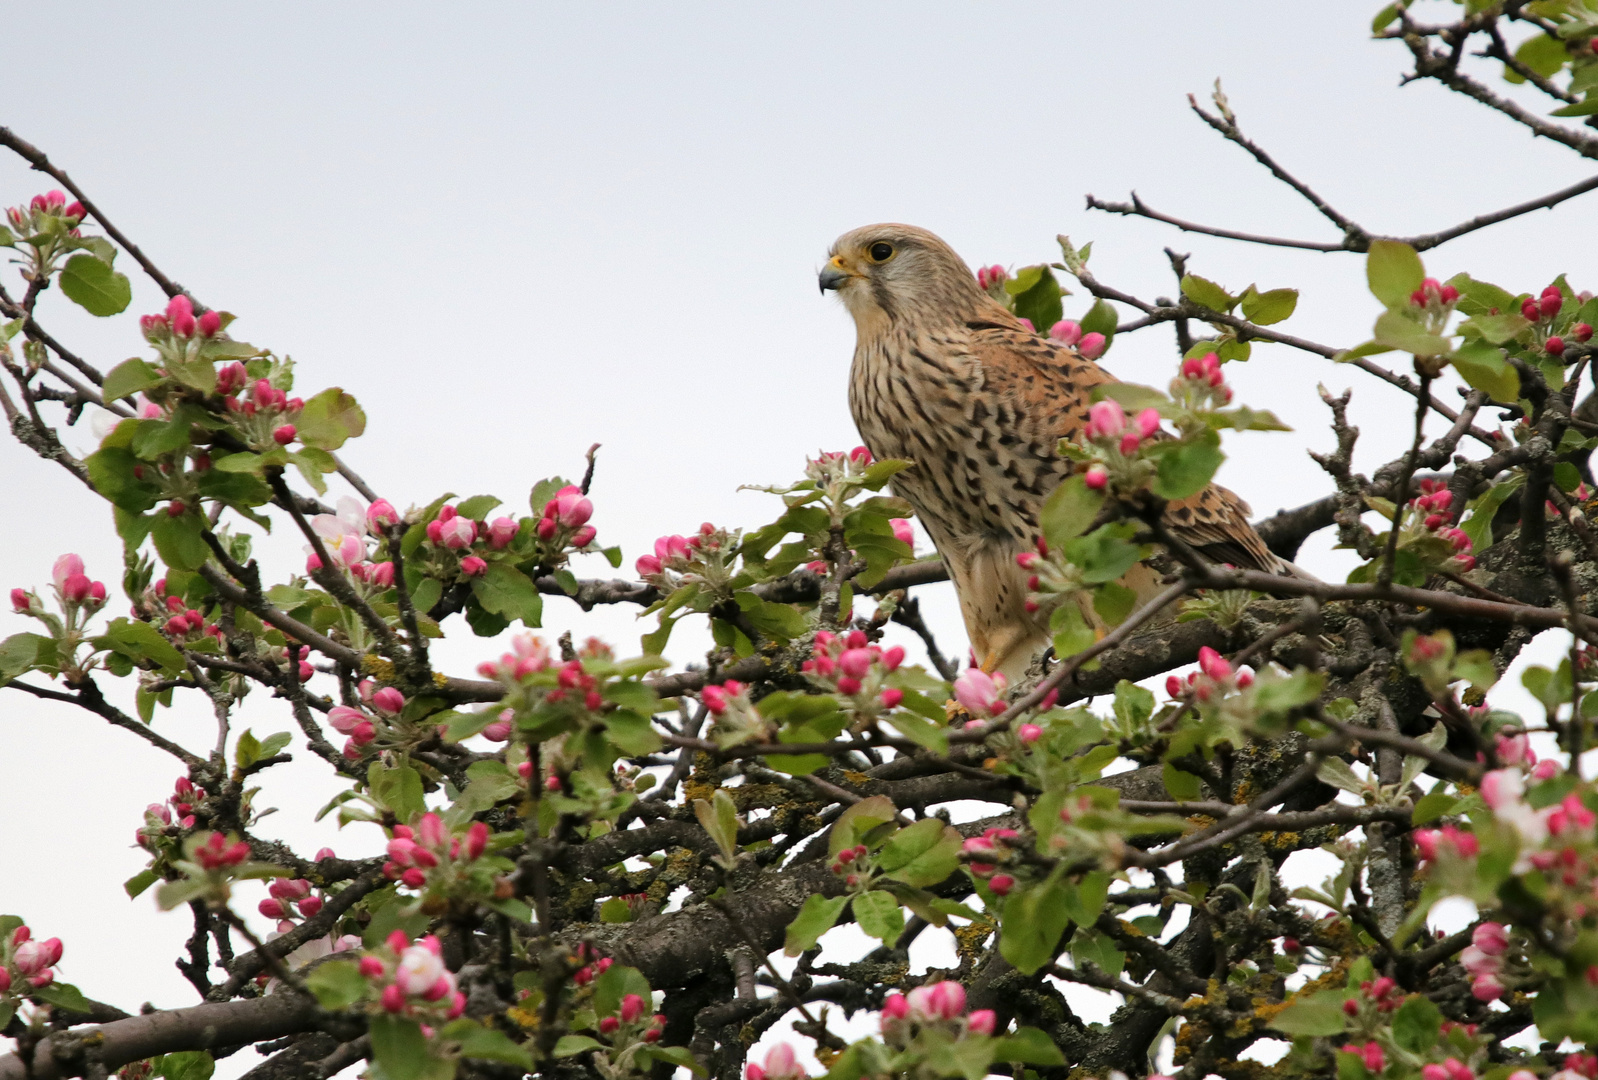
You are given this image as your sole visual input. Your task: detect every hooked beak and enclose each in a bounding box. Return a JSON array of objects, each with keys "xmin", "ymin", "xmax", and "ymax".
[{"xmin": 818, "ymin": 257, "xmax": 851, "ymax": 294}]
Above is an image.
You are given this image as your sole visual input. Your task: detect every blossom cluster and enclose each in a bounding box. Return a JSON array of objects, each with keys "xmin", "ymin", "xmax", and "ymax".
[
  {"xmin": 220, "ymin": 366, "xmax": 305, "ymax": 452},
  {"xmin": 136, "ymin": 775, "xmax": 206, "ymax": 849},
  {"xmin": 746, "ymin": 1042, "xmax": 805, "ymax": 1080},
  {"xmin": 596, "ymin": 990, "xmax": 665, "ymax": 1042},
  {"xmin": 533, "ymin": 484, "xmax": 596, "ymax": 550},
  {"xmin": 140, "ymin": 295, "xmax": 222, "ymax": 346},
  {"xmin": 11, "ymin": 553, "xmax": 107, "ymax": 618},
  {"xmin": 1078, "ymin": 399, "xmax": 1161, "ymax": 492},
  {"xmin": 1164, "ymin": 645, "xmax": 1253, "ymax": 702},
  {"xmin": 381, "ymin": 811, "xmax": 491, "ymax": 891},
  {"xmin": 258, "ymin": 877, "xmax": 326, "ymax": 931},
  {"xmin": 961, "ymin": 826, "xmax": 1020, "ymax": 895},
  {"xmin": 1407, "ymin": 480, "xmax": 1475, "ymax": 573},
  {"xmin": 701, "ymin": 678, "xmax": 773, "ymax": 747},
  {"xmin": 635, "ymin": 522, "xmax": 735, "ymax": 592},
  {"xmin": 1048, "ymin": 319, "xmax": 1107, "ymax": 360},
  {"xmin": 1169, "ymin": 351, "xmax": 1233, "ymax": 409},
  {"xmin": 801, "ymin": 629, "xmax": 905, "ymax": 709},
  {"xmin": 328, "ymin": 683, "xmax": 408, "ymax": 759},
  {"xmin": 0, "ymin": 925, "xmax": 64, "ymax": 994},
  {"xmin": 879, "ymin": 980, "xmax": 997, "ymax": 1039},
  {"xmin": 357, "ymin": 931, "xmax": 467, "ymax": 1021},
  {"xmin": 4, "ymin": 189, "xmax": 85, "ymax": 233}
]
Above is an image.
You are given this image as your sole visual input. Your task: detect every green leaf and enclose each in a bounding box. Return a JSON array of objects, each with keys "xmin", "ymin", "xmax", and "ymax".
[
  {"xmin": 1062, "ymin": 870, "xmax": 1111, "ymax": 926},
  {"xmin": 150, "ymin": 512, "xmax": 210, "ymax": 572},
  {"xmin": 992, "ymin": 1027, "xmax": 1066, "ymax": 1067},
  {"xmin": 1515, "ymin": 32, "xmax": 1570, "ymax": 79},
  {"xmin": 455, "ymin": 759, "xmax": 520, "ymax": 813},
  {"xmin": 1163, "ymin": 762, "xmax": 1202, "ymax": 801},
  {"xmin": 1269, "ymin": 991, "xmax": 1350, "ymax": 1036},
  {"xmin": 1080, "ymin": 298, "xmax": 1117, "ymax": 340},
  {"xmin": 85, "ymin": 447, "xmax": 160, "ymax": 513},
  {"xmin": 1392, "ymin": 994, "xmax": 1442, "ymax": 1053},
  {"xmin": 1411, "ymin": 790, "xmax": 1458, "ymax": 826},
  {"xmin": 1451, "ymin": 339, "xmax": 1519, "ymax": 404},
  {"xmin": 642, "ymin": 1044, "xmax": 708, "ymax": 1076},
  {"xmin": 880, "ymin": 820, "xmax": 961, "ymax": 887},
  {"xmin": 58, "ymin": 253, "xmax": 131, "ymax": 316},
  {"xmin": 368, "ymin": 1014, "xmax": 430, "ymax": 1080},
  {"xmin": 99, "ymin": 617, "xmax": 186, "ymax": 674},
  {"xmin": 154, "ymin": 1051, "xmax": 215, "ymax": 1080},
  {"xmin": 829, "ymin": 796, "xmax": 898, "ymax": 856},
  {"xmin": 1150, "ymin": 430, "xmax": 1223, "ymax": 500},
  {"xmin": 295, "ymin": 387, "xmax": 366, "ymax": 451},
  {"xmin": 1051, "ymin": 603, "xmax": 1096, "ymax": 661},
  {"xmin": 1240, "ymin": 286, "xmax": 1297, "ymax": 326},
  {"xmin": 785, "ymin": 893, "xmax": 849, "ymax": 955},
  {"xmin": 455, "ymin": 494, "xmax": 501, "ymax": 521},
  {"xmin": 1092, "ymin": 382, "xmax": 1169, "ymax": 412},
  {"xmin": 592, "ymin": 961, "xmax": 653, "ymax": 1019},
  {"xmin": 1040, "ymin": 474, "xmax": 1104, "ymax": 549},
  {"xmin": 999, "ymin": 872, "xmax": 1074, "ymax": 974},
  {"xmin": 693, "ymin": 788, "xmax": 740, "ymax": 862},
  {"xmin": 102, "ymin": 358, "xmax": 164, "ymax": 403},
  {"xmin": 553, "ymin": 1035, "xmax": 603, "ymax": 1058},
  {"xmin": 852, "ymin": 890, "xmax": 905, "ymax": 944},
  {"xmin": 124, "ymin": 867, "xmax": 160, "ymax": 899},
  {"xmin": 1093, "ymin": 581, "xmax": 1136, "ymax": 626},
  {"xmin": 1366, "ymin": 240, "xmax": 1425, "ymax": 309},
  {"xmin": 471, "ymin": 563, "xmax": 543, "ymax": 628},
  {"xmin": 31, "ymin": 980, "xmax": 92, "ymax": 1014},
  {"xmin": 455, "ymin": 1024, "xmax": 534, "ymax": 1068},
  {"xmin": 1008, "ymin": 264, "xmax": 1064, "ymax": 335},
  {"xmin": 368, "ymin": 760, "xmax": 426, "ymax": 822},
  {"xmin": 1180, "ymin": 274, "xmax": 1234, "ymax": 312},
  {"xmin": 305, "ymin": 959, "xmax": 368, "ymax": 1010},
  {"xmin": 0, "ymin": 632, "xmax": 52, "ymax": 686},
  {"xmin": 734, "ymin": 591, "xmax": 809, "ymax": 641},
  {"xmin": 1372, "ymin": 309, "xmax": 1450, "ymax": 357}
]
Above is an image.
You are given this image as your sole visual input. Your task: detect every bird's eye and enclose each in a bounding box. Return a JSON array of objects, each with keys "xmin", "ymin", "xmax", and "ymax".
[{"xmin": 868, "ymin": 242, "xmax": 894, "ymax": 263}]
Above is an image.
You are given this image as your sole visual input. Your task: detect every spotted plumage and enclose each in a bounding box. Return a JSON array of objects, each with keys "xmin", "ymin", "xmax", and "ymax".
[{"xmin": 821, "ymin": 223, "xmax": 1282, "ymax": 682}]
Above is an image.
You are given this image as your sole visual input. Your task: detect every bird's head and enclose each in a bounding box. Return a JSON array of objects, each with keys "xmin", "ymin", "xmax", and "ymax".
[{"xmin": 820, "ymin": 224, "xmax": 1000, "ymax": 334}]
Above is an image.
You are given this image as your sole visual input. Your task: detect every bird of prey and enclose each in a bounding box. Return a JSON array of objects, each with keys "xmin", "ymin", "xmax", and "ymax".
[{"xmin": 820, "ymin": 223, "xmax": 1285, "ymax": 684}]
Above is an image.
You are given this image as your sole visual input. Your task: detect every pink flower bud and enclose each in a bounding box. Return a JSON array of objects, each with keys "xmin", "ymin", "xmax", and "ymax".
[
  {"xmin": 1424, "ymin": 1066, "xmax": 1448, "ymax": 1080},
  {"xmin": 1471, "ymin": 973, "xmax": 1504, "ymax": 1001},
  {"xmin": 460, "ymin": 555, "xmax": 487, "ymax": 577},
  {"xmin": 600, "ymin": 1015, "xmax": 620, "ymax": 1034},
  {"xmin": 953, "ymin": 668, "xmax": 1006, "ymax": 717},
  {"xmin": 889, "ymin": 518, "xmax": 914, "ymax": 547},
  {"xmin": 401, "ymin": 867, "xmax": 427, "ymax": 888},
  {"xmin": 882, "ymin": 991, "xmax": 909, "ymax": 1022},
  {"xmin": 299, "ymin": 895, "xmax": 324, "ymax": 917},
  {"xmin": 466, "ymin": 821, "xmax": 489, "ymax": 860},
  {"xmin": 1137, "ymin": 408, "xmax": 1161, "ymax": 438},
  {"xmin": 487, "ymin": 516, "xmax": 519, "ymax": 550},
  {"xmin": 14, "ymin": 938, "xmax": 62, "ymax": 975},
  {"xmin": 636, "ymin": 554, "xmax": 663, "ymax": 576},
  {"xmin": 1018, "ymin": 723, "xmax": 1042, "ymax": 743},
  {"xmin": 1197, "ymin": 646, "xmax": 1232, "ymax": 680},
  {"xmin": 967, "ymin": 1009, "xmax": 996, "ymax": 1035},
  {"xmin": 61, "ymin": 574, "xmax": 92, "ymax": 603},
  {"xmin": 1361, "ymin": 1042, "xmax": 1385, "ymax": 1073},
  {"xmin": 1472, "ymin": 921, "xmax": 1509, "ymax": 956},
  {"xmin": 1549, "ymin": 336, "xmax": 1567, "ymax": 356},
  {"xmin": 1049, "ymin": 319, "xmax": 1083, "ymax": 345},
  {"xmin": 439, "ymin": 516, "xmax": 478, "ymax": 549},
  {"xmin": 1480, "ymin": 769, "xmax": 1523, "ymax": 810},
  {"xmin": 1086, "ymin": 399, "xmax": 1126, "ymax": 440},
  {"xmin": 52, "ymin": 554, "xmax": 84, "ymax": 591},
  {"xmin": 879, "ymin": 687, "xmax": 903, "ymax": 708},
  {"xmin": 381, "ymin": 983, "xmax": 405, "ymax": 1012},
  {"xmin": 571, "ymin": 525, "xmax": 597, "ymax": 549},
  {"xmin": 272, "ymin": 424, "xmax": 297, "ymax": 445},
  {"xmin": 1543, "ymin": 292, "xmax": 1564, "ymax": 319},
  {"xmin": 621, "ymin": 993, "xmax": 647, "ymax": 1023},
  {"xmin": 258, "ymin": 898, "xmax": 286, "ymax": 919},
  {"xmin": 1016, "ymin": 317, "xmax": 1034, "ymax": 332},
  {"xmin": 373, "ymin": 687, "xmax": 406, "ymax": 714},
  {"xmin": 328, "ymin": 706, "xmax": 366, "ymax": 734},
  {"xmin": 850, "ymin": 445, "xmax": 873, "ymax": 465},
  {"xmin": 988, "ymin": 874, "xmax": 1014, "ymax": 895},
  {"xmin": 1576, "ymin": 323, "xmax": 1595, "ymax": 342},
  {"xmin": 839, "ymin": 648, "xmax": 874, "ymax": 678},
  {"xmin": 10, "ymin": 588, "xmax": 30, "ymax": 612},
  {"xmin": 365, "ymin": 499, "xmax": 399, "ymax": 532},
  {"xmin": 1078, "ymin": 332, "xmax": 1107, "ymax": 359},
  {"xmin": 1083, "ymin": 464, "xmax": 1108, "ymax": 490}
]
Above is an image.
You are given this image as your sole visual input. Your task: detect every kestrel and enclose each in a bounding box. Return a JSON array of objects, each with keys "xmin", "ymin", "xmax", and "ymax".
[{"xmin": 821, "ymin": 223, "xmax": 1286, "ymax": 684}]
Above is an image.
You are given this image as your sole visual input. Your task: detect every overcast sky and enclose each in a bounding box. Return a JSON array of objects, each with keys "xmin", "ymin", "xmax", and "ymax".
[{"xmin": 2, "ymin": 3, "xmax": 1594, "ymax": 1076}]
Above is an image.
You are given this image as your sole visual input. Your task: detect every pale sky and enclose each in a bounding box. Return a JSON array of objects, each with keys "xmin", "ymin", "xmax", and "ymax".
[{"xmin": 1, "ymin": 3, "xmax": 1593, "ymax": 1076}]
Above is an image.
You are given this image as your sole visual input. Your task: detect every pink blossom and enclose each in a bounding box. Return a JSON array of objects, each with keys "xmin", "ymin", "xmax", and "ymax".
[
  {"xmin": 966, "ymin": 1008, "xmax": 996, "ymax": 1035},
  {"xmin": 839, "ymin": 648, "xmax": 874, "ymax": 678},
  {"xmin": 1480, "ymin": 769, "xmax": 1524, "ymax": 811},
  {"xmin": 197, "ymin": 310, "xmax": 221, "ymax": 337},
  {"xmin": 1085, "ymin": 399, "xmax": 1126, "ymax": 440},
  {"xmin": 299, "ymin": 895, "xmax": 324, "ymax": 917},
  {"xmin": 907, "ymin": 979, "xmax": 966, "ymax": 1020},
  {"xmin": 1018, "ymin": 723, "xmax": 1042, "ymax": 743},
  {"xmin": 753, "ymin": 1041, "xmax": 803, "ymax": 1080},
  {"xmin": 988, "ymin": 874, "xmax": 1014, "ymax": 895},
  {"xmin": 488, "ymin": 516, "xmax": 519, "ymax": 549},
  {"xmin": 1016, "ymin": 317, "xmax": 1034, "ymax": 332},
  {"xmin": 460, "ymin": 555, "xmax": 487, "ymax": 577},
  {"xmin": 1533, "ymin": 759, "xmax": 1561, "ymax": 781},
  {"xmin": 369, "ymin": 561, "xmax": 395, "ymax": 587},
  {"xmin": 953, "ymin": 668, "xmax": 1007, "ymax": 717},
  {"xmin": 1460, "ymin": 945, "xmax": 1501, "ymax": 977},
  {"xmin": 879, "ymin": 688, "xmax": 903, "ymax": 708},
  {"xmin": 466, "ymin": 821, "xmax": 489, "ymax": 860},
  {"xmin": 547, "ymin": 488, "xmax": 593, "ymax": 528},
  {"xmin": 1495, "ymin": 733, "xmax": 1533, "ymax": 766},
  {"xmin": 1136, "ymin": 408, "xmax": 1161, "ymax": 439},
  {"xmin": 61, "ymin": 574, "xmax": 93, "ymax": 603},
  {"xmin": 372, "ymin": 687, "xmax": 405, "ymax": 714},
  {"xmin": 396, "ymin": 943, "xmax": 445, "ymax": 995},
  {"xmin": 1049, "ymin": 320, "xmax": 1083, "ymax": 346},
  {"xmin": 882, "ymin": 645, "xmax": 905, "ymax": 671},
  {"xmin": 571, "ymin": 525, "xmax": 597, "ymax": 548},
  {"xmin": 1083, "ymin": 464, "xmax": 1108, "ymax": 490},
  {"xmin": 1471, "ymin": 972, "xmax": 1504, "ymax": 1001},
  {"xmin": 890, "ymin": 518, "xmax": 914, "ymax": 546},
  {"xmin": 621, "ymin": 992, "xmax": 647, "ymax": 1022},
  {"xmin": 483, "ymin": 711, "xmax": 514, "ymax": 742},
  {"xmin": 366, "ymin": 499, "xmax": 399, "ymax": 532},
  {"xmin": 13, "ymin": 938, "xmax": 62, "ymax": 975},
  {"xmin": 1078, "ymin": 332, "xmax": 1107, "ymax": 359},
  {"xmin": 328, "ymin": 706, "xmax": 367, "ymax": 735},
  {"xmin": 1197, "ymin": 646, "xmax": 1232, "ymax": 680},
  {"xmin": 636, "ymin": 554, "xmax": 663, "ymax": 576},
  {"xmin": 1360, "ymin": 1042, "xmax": 1385, "ymax": 1073},
  {"xmin": 10, "ymin": 588, "xmax": 31, "ymax": 612},
  {"xmin": 381, "ymin": 983, "xmax": 405, "ymax": 1012},
  {"xmin": 52, "ymin": 554, "xmax": 84, "ymax": 591},
  {"xmin": 881, "ymin": 992, "xmax": 909, "ymax": 1024},
  {"xmin": 438, "ymin": 516, "xmax": 477, "ymax": 549}
]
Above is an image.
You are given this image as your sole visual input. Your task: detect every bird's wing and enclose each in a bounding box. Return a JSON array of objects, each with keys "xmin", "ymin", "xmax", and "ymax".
[{"xmin": 963, "ymin": 324, "xmax": 1281, "ymax": 573}]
